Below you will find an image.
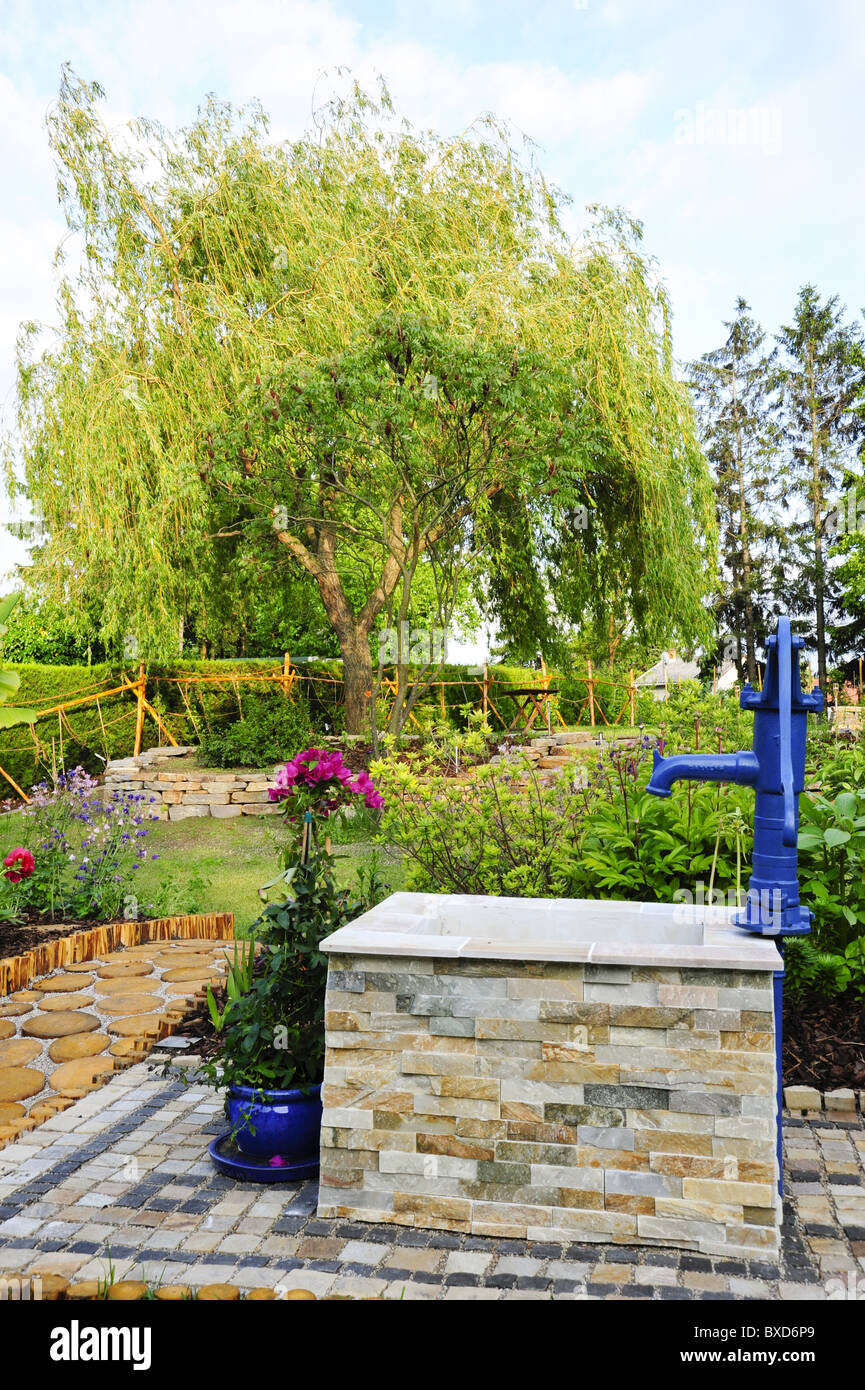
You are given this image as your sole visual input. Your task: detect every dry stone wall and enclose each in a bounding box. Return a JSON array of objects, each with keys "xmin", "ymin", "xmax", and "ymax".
[{"xmin": 102, "ymin": 747, "xmax": 280, "ymax": 820}]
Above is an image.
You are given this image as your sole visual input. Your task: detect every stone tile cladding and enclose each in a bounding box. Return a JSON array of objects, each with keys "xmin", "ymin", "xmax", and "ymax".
[{"xmin": 318, "ymin": 953, "xmax": 781, "ymax": 1256}]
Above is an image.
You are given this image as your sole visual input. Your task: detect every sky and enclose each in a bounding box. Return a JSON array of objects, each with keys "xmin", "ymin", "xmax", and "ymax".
[{"xmin": 0, "ymin": 0, "xmax": 863, "ymax": 605}]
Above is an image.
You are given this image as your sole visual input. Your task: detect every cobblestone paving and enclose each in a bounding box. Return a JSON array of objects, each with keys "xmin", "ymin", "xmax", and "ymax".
[{"xmin": 0, "ymin": 1062, "xmax": 862, "ymax": 1300}]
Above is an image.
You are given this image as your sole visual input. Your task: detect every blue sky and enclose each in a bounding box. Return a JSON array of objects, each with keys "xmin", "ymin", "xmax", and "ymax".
[{"xmin": 1, "ymin": 0, "xmax": 863, "ymax": 585}]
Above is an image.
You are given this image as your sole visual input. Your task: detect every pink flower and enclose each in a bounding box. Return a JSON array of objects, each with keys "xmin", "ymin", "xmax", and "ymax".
[
  {"xmin": 268, "ymin": 749, "xmax": 382, "ymax": 811},
  {"xmin": 268, "ymin": 1154, "xmax": 287, "ymax": 1167},
  {"xmin": 3, "ymin": 848, "xmax": 35, "ymax": 883}
]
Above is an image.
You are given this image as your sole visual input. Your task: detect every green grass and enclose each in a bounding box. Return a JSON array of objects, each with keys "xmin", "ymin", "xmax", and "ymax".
[
  {"xmin": 133, "ymin": 815, "xmax": 406, "ymax": 934},
  {"xmin": 0, "ymin": 807, "xmax": 406, "ymax": 935}
]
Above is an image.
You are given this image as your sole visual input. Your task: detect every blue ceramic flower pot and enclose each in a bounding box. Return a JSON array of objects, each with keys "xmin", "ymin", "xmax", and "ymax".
[{"xmin": 226, "ymin": 1083, "xmax": 322, "ymax": 1160}]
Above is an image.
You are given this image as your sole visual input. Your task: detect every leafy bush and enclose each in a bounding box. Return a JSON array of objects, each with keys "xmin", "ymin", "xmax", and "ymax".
[
  {"xmin": 797, "ymin": 788, "xmax": 865, "ymax": 951},
  {"xmin": 782, "ymin": 937, "xmax": 860, "ymax": 1004},
  {"xmin": 655, "ymin": 683, "xmax": 754, "ymax": 754},
  {"xmin": 560, "ymin": 743, "xmax": 753, "ymax": 903},
  {"xmin": 373, "ymin": 754, "xmax": 579, "ymax": 898},
  {"xmin": 374, "ymin": 733, "xmax": 754, "ymax": 905},
  {"xmin": 197, "ymin": 690, "xmax": 313, "ymax": 767}
]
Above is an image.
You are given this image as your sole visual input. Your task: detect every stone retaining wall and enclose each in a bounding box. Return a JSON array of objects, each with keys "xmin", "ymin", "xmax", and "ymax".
[
  {"xmin": 318, "ymin": 953, "xmax": 781, "ymax": 1256},
  {"xmin": 103, "ymin": 747, "xmax": 280, "ymax": 820}
]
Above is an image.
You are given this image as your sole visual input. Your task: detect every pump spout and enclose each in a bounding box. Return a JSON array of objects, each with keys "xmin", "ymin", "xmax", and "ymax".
[{"xmin": 646, "ymin": 748, "xmax": 760, "ymax": 797}]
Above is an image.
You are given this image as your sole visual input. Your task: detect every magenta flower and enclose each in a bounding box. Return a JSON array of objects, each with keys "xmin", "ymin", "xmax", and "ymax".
[{"xmin": 269, "ymin": 748, "xmax": 383, "ymax": 814}]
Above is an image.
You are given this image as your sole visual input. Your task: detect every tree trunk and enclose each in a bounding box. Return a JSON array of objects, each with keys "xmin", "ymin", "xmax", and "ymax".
[{"xmin": 340, "ymin": 632, "xmax": 373, "ymax": 735}]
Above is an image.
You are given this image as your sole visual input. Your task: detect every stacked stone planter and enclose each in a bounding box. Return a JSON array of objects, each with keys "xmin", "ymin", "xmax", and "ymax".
[
  {"xmin": 318, "ymin": 893, "xmax": 782, "ymax": 1257},
  {"xmin": 102, "ymin": 748, "xmax": 280, "ymax": 819}
]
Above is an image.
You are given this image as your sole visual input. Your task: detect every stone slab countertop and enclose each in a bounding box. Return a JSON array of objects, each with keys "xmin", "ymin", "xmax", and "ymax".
[{"xmin": 320, "ymin": 892, "xmax": 783, "ymax": 972}]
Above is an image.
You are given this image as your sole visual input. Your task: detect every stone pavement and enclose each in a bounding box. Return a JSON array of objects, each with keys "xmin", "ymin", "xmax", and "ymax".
[{"xmin": 0, "ymin": 1062, "xmax": 862, "ymax": 1301}]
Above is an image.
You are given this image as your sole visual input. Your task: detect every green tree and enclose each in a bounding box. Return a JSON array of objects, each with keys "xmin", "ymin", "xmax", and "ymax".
[
  {"xmin": 13, "ymin": 70, "xmax": 716, "ymax": 734},
  {"xmin": 775, "ymin": 287, "xmax": 865, "ymax": 689},
  {"xmin": 691, "ymin": 298, "xmax": 783, "ymax": 683}
]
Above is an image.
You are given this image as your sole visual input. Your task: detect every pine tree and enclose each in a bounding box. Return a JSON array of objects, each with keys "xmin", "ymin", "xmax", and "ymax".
[
  {"xmin": 691, "ymin": 298, "xmax": 782, "ymax": 683},
  {"xmin": 775, "ymin": 287, "xmax": 865, "ymax": 690}
]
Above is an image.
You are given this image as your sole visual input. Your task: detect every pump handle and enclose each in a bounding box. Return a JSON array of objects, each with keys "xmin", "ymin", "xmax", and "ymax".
[{"xmin": 776, "ymin": 617, "xmax": 797, "ymax": 847}]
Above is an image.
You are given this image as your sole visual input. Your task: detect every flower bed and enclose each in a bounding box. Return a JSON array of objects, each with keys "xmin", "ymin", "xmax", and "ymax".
[{"xmin": 1, "ymin": 766, "xmax": 161, "ymax": 927}]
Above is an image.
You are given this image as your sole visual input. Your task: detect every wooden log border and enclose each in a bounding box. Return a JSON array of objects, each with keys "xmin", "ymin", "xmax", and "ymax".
[{"xmin": 0, "ymin": 911, "xmax": 235, "ymax": 997}]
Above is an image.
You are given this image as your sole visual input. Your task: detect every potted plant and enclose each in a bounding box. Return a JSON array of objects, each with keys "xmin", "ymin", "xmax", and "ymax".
[{"xmin": 202, "ymin": 747, "xmax": 385, "ymax": 1175}]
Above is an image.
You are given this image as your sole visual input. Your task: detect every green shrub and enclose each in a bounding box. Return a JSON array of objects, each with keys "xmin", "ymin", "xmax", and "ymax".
[
  {"xmin": 373, "ymin": 733, "xmax": 754, "ymax": 905},
  {"xmin": 797, "ymin": 788, "xmax": 865, "ymax": 951},
  {"xmin": 373, "ymin": 754, "xmax": 579, "ymax": 898},
  {"xmin": 655, "ymin": 683, "xmax": 753, "ymax": 754},
  {"xmin": 782, "ymin": 937, "xmax": 852, "ymax": 1003},
  {"xmin": 197, "ymin": 690, "xmax": 314, "ymax": 767}
]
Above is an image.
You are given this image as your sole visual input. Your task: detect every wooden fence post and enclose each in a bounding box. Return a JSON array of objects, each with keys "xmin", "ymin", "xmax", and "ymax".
[
  {"xmin": 859, "ymin": 656, "xmax": 863, "ymax": 703},
  {"xmin": 282, "ymin": 652, "xmax": 291, "ymax": 697},
  {"xmin": 133, "ymin": 662, "xmax": 146, "ymax": 757},
  {"xmin": 629, "ymin": 669, "xmax": 635, "ymax": 725},
  {"xmin": 483, "ymin": 662, "xmax": 489, "ymax": 723},
  {"xmin": 587, "ymin": 659, "xmax": 596, "ymax": 728}
]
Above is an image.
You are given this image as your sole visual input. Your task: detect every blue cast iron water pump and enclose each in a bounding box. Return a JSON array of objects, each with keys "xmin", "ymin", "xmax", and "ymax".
[{"xmin": 646, "ymin": 615, "xmax": 823, "ymax": 1192}]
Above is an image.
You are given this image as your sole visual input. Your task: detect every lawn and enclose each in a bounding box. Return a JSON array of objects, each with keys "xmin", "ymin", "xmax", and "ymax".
[
  {"xmin": 133, "ymin": 815, "xmax": 406, "ymax": 934},
  {"xmin": 0, "ymin": 806, "xmax": 406, "ymax": 935}
]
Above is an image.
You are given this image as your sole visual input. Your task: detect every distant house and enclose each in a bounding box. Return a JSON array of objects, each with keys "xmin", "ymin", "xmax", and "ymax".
[{"xmin": 636, "ymin": 649, "xmax": 738, "ymax": 701}]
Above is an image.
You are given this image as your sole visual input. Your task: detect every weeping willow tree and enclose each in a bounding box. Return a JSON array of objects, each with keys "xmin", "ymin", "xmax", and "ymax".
[{"xmin": 13, "ymin": 67, "xmax": 716, "ymax": 733}]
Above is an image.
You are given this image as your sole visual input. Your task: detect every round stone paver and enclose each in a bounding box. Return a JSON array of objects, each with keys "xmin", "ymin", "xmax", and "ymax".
[
  {"xmin": 97, "ymin": 962, "xmax": 153, "ymax": 979},
  {"xmin": 107, "ymin": 1014, "xmax": 165, "ymax": 1037},
  {"xmin": 48, "ymin": 1033, "xmax": 111, "ymax": 1063},
  {"xmin": 154, "ymin": 953, "xmax": 214, "ymax": 971},
  {"xmin": 94, "ymin": 976, "xmax": 161, "ymax": 996},
  {"xmin": 0, "ymin": 1003, "xmax": 34, "ymax": 1020},
  {"xmin": 10, "ymin": 989, "xmax": 43, "ymax": 1001},
  {"xmin": 37, "ymin": 992, "xmax": 95, "ymax": 1012},
  {"xmin": 99, "ymin": 993, "xmax": 163, "ymax": 1017},
  {"xmin": 0, "ymin": 1066, "xmax": 44, "ymax": 1102},
  {"xmin": 162, "ymin": 967, "xmax": 222, "ymax": 983},
  {"xmin": 50, "ymin": 1056, "xmax": 114, "ymax": 1094},
  {"xmin": 37, "ymin": 973, "xmax": 94, "ymax": 993},
  {"xmin": 0, "ymin": 1101, "xmax": 25, "ymax": 1123},
  {"xmin": 22, "ymin": 1010, "xmax": 100, "ymax": 1039},
  {"xmin": 0, "ymin": 1020, "xmax": 16, "ymax": 1040},
  {"xmin": 108, "ymin": 1038, "xmax": 150, "ymax": 1059},
  {"xmin": 0, "ymin": 1038, "xmax": 43, "ymax": 1066},
  {"xmin": 65, "ymin": 960, "xmax": 104, "ymax": 973}
]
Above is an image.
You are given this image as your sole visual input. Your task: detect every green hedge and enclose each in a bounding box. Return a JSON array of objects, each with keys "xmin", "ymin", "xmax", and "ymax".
[{"xmin": 0, "ymin": 656, "xmax": 689, "ymax": 796}]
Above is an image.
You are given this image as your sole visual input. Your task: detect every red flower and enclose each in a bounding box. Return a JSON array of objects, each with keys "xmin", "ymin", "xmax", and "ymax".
[{"xmin": 3, "ymin": 848, "xmax": 35, "ymax": 883}]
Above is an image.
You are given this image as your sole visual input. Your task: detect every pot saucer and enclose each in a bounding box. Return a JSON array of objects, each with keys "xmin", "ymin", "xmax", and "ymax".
[{"xmin": 208, "ymin": 1133, "xmax": 320, "ymax": 1183}]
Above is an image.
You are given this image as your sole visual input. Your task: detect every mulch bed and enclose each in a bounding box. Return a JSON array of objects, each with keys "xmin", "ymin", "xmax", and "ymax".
[
  {"xmin": 783, "ymin": 990, "xmax": 865, "ymax": 1090},
  {"xmin": 0, "ymin": 919, "xmax": 97, "ymax": 960}
]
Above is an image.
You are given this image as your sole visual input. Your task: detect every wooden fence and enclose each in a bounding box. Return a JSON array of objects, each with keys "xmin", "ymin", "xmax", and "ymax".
[{"xmin": 0, "ymin": 651, "xmax": 844, "ymax": 803}]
